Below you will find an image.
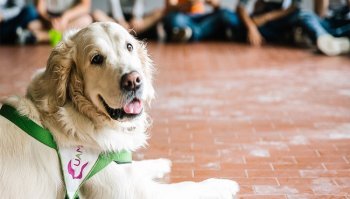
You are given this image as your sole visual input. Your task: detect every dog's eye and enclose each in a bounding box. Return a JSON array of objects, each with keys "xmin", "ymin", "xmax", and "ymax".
[
  {"xmin": 91, "ymin": 54, "xmax": 104, "ymax": 65},
  {"xmin": 127, "ymin": 43, "xmax": 133, "ymax": 52}
]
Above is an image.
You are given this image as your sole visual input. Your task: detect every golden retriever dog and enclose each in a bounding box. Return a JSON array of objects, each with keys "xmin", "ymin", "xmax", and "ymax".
[{"xmin": 0, "ymin": 22, "xmax": 239, "ymax": 199}]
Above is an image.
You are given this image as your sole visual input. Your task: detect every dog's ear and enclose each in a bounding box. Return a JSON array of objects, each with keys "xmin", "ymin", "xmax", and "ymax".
[
  {"xmin": 45, "ymin": 31, "xmax": 77, "ymax": 106},
  {"xmin": 48, "ymin": 32, "xmax": 77, "ymax": 106},
  {"xmin": 27, "ymin": 30, "xmax": 79, "ymax": 113}
]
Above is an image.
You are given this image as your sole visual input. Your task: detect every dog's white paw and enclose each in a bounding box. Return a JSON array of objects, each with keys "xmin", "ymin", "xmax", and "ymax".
[
  {"xmin": 133, "ymin": 158, "xmax": 172, "ymax": 179},
  {"xmin": 149, "ymin": 158, "xmax": 172, "ymax": 179},
  {"xmin": 198, "ymin": 178, "xmax": 239, "ymax": 199}
]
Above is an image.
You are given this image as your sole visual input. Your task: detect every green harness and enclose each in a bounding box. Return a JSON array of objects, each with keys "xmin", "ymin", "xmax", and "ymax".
[{"xmin": 0, "ymin": 104, "xmax": 132, "ymax": 199}]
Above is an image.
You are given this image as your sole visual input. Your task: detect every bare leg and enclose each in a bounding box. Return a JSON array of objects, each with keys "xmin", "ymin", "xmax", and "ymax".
[
  {"xmin": 132, "ymin": 9, "xmax": 165, "ymax": 34},
  {"xmin": 27, "ymin": 20, "xmax": 50, "ymax": 43},
  {"xmin": 92, "ymin": 10, "xmax": 116, "ymax": 22},
  {"xmin": 66, "ymin": 14, "xmax": 93, "ymax": 30}
]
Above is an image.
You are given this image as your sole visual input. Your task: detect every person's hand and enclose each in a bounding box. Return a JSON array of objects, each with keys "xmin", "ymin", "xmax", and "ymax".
[
  {"xmin": 130, "ymin": 19, "xmax": 143, "ymax": 32},
  {"xmin": 252, "ymin": 15, "xmax": 269, "ymax": 27},
  {"xmin": 52, "ymin": 17, "xmax": 68, "ymax": 31},
  {"xmin": 52, "ymin": 19, "xmax": 62, "ymax": 31},
  {"xmin": 247, "ymin": 26, "xmax": 263, "ymax": 46},
  {"xmin": 118, "ymin": 20, "xmax": 130, "ymax": 30}
]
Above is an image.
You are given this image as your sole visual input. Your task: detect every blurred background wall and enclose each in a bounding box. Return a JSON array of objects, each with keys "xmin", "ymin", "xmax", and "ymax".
[
  {"xmin": 91, "ymin": 0, "xmax": 314, "ymax": 13},
  {"xmin": 27, "ymin": 0, "xmax": 314, "ymax": 14}
]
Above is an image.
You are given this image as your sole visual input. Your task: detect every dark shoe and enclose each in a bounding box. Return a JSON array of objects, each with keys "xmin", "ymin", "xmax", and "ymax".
[
  {"xmin": 293, "ymin": 27, "xmax": 312, "ymax": 48},
  {"xmin": 171, "ymin": 27, "xmax": 192, "ymax": 42}
]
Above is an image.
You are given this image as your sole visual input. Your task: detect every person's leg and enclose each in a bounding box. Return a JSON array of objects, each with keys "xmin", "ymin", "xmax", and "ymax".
[
  {"xmin": 163, "ymin": 12, "xmax": 195, "ymax": 42},
  {"xmin": 0, "ymin": 19, "xmax": 17, "ymax": 44},
  {"xmin": 295, "ymin": 10, "xmax": 350, "ymax": 55},
  {"xmin": 163, "ymin": 12, "xmax": 191, "ymax": 32},
  {"xmin": 218, "ymin": 9, "xmax": 244, "ymax": 40},
  {"xmin": 257, "ymin": 10, "xmax": 350, "ymax": 55},
  {"xmin": 66, "ymin": 14, "xmax": 93, "ymax": 30},
  {"xmin": 135, "ymin": 23, "xmax": 160, "ymax": 40},
  {"xmin": 324, "ymin": 18, "xmax": 350, "ymax": 37},
  {"xmin": 20, "ymin": 5, "xmax": 39, "ymax": 28},
  {"xmin": 0, "ymin": 4, "xmax": 39, "ymax": 44},
  {"xmin": 294, "ymin": 10, "xmax": 329, "ymax": 42},
  {"xmin": 334, "ymin": 22, "xmax": 350, "ymax": 38},
  {"xmin": 192, "ymin": 9, "xmax": 242, "ymax": 41},
  {"xmin": 163, "ymin": 10, "xmax": 241, "ymax": 42},
  {"xmin": 92, "ymin": 10, "xmax": 115, "ymax": 22},
  {"xmin": 256, "ymin": 10, "xmax": 304, "ymax": 43},
  {"xmin": 27, "ymin": 20, "xmax": 50, "ymax": 43},
  {"xmin": 319, "ymin": 17, "xmax": 333, "ymax": 32},
  {"xmin": 133, "ymin": 8, "xmax": 164, "ymax": 35}
]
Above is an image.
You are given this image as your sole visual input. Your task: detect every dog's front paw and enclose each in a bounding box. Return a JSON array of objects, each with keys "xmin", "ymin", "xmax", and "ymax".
[
  {"xmin": 133, "ymin": 158, "xmax": 172, "ymax": 179},
  {"xmin": 149, "ymin": 158, "xmax": 172, "ymax": 179},
  {"xmin": 198, "ymin": 178, "xmax": 239, "ymax": 199}
]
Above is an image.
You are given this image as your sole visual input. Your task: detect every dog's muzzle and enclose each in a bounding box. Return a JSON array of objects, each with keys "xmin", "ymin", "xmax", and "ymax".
[
  {"xmin": 99, "ymin": 95, "xmax": 143, "ymax": 121},
  {"xmin": 99, "ymin": 71, "xmax": 144, "ymax": 121}
]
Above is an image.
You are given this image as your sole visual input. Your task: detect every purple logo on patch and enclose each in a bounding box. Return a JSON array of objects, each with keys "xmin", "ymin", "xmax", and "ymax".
[{"xmin": 67, "ymin": 146, "xmax": 89, "ymax": 179}]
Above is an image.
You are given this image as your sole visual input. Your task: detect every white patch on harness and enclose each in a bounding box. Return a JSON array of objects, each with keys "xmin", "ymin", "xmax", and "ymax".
[{"xmin": 59, "ymin": 145, "xmax": 100, "ymax": 199}]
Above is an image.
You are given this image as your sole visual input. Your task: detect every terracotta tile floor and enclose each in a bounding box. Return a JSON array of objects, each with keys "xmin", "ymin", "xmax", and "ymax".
[{"xmin": 1, "ymin": 43, "xmax": 350, "ymax": 198}]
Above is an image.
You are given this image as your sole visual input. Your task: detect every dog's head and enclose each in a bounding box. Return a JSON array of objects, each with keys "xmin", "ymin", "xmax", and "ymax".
[{"xmin": 29, "ymin": 22, "xmax": 155, "ymax": 139}]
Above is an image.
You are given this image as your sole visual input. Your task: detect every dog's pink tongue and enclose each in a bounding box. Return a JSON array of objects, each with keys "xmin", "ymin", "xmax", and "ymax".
[{"xmin": 123, "ymin": 100, "xmax": 143, "ymax": 114}]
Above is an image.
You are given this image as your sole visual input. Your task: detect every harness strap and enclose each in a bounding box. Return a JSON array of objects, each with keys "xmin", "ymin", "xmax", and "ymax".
[
  {"xmin": 70, "ymin": 151, "xmax": 132, "ymax": 199},
  {"xmin": 0, "ymin": 104, "xmax": 57, "ymax": 149},
  {"xmin": 0, "ymin": 104, "xmax": 132, "ymax": 199},
  {"xmin": 87, "ymin": 151, "xmax": 132, "ymax": 182}
]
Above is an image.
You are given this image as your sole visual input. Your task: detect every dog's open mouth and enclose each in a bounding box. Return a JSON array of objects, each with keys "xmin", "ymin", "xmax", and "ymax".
[{"xmin": 99, "ymin": 95, "xmax": 143, "ymax": 120}]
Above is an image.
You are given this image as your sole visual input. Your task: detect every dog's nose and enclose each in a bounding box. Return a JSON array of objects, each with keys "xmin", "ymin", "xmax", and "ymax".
[{"xmin": 121, "ymin": 71, "xmax": 142, "ymax": 91}]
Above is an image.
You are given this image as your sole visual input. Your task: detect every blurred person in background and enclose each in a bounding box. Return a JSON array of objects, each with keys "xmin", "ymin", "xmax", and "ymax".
[
  {"xmin": 0, "ymin": 0, "xmax": 38, "ymax": 44},
  {"xmin": 315, "ymin": 0, "xmax": 350, "ymax": 38},
  {"xmin": 28, "ymin": 0, "xmax": 92, "ymax": 45},
  {"xmin": 237, "ymin": 0, "xmax": 350, "ymax": 56},
  {"xmin": 163, "ymin": 0, "xmax": 241, "ymax": 42},
  {"xmin": 92, "ymin": 0, "xmax": 164, "ymax": 40}
]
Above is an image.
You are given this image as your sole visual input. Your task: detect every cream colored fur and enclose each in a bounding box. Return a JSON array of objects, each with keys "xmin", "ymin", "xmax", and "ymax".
[{"xmin": 0, "ymin": 22, "xmax": 239, "ymax": 199}]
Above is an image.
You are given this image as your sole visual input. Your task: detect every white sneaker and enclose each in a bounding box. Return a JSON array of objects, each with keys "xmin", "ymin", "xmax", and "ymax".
[{"xmin": 317, "ymin": 34, "xmax": 350, "ymax": 56}]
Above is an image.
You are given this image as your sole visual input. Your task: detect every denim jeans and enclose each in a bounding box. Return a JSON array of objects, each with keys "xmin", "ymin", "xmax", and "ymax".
[
  {"xmin": 0, "ymin": 4, "xmax": 38, "ymax": 44},
  {"xmin": 257, "ymin": 10, "xmax": 329, "ymax": 43},
  {"xmin": 320, "ymin": 18, "xmax": 350, "ymax": 38},
  {"xmin": 163, "ymin": 9, "xmax": 241, "ymax": 41}
]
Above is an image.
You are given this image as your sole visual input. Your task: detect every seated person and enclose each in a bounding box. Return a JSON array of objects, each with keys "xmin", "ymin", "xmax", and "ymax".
[
  {"xmin": 163, "ymin": 0, "xmax": 241, "ymax": 42},
  {"xmin": 237, "ymin": 0, "xmax": 350, "ymax": 56},
  {"xmin": 315, "ymin": 0, "xmax": 350, "ymax": 38},
  {"xmin": 0, "ymin": 0, "xmax": 38, "ymax": 44},
  {"xmin": 29, "ymin": 0, "xmax": 92, "ymax": 45},
  {"xmin": 92, "ymin": 0, "xmax": 164, "ymax": 40}
]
